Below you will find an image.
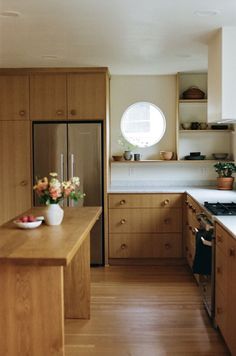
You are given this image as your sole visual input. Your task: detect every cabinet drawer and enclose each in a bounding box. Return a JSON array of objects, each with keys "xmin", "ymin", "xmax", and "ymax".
[
  {"xmin": 109, "ymin": 208, "xmax": 182, "ymax": 233},
  {"xmin": 109, "ymin": 233, "xmax": 182, "ymax": 258},
  {"xmin": 215, "ymin": 224, "xmax": 228, "ymax": 255},
  {"xmin": 109, "ymin": 194, "xmax": 182, "ymax": 209},
  {"xmin": 216, "ymin": 246, "xmax": 228, "ymax": 293}
]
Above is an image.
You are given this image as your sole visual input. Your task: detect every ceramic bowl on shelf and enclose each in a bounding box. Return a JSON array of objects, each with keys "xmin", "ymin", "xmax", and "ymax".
[
  {"xmin": 212, "ymin": 153, "xmax": 228, "ymax": 160},
  {"xmin": 160, "ymin": 151, "xmax": 173, "ymax": 160},
  {"xmin": 181, "ymin": 123, "xmax": 191, "ymax": 130},
  {"xmin": 112, "ymin": 155, "xmax": 123, "ymax": 161},
  {"xmin": 13, "ymin": 220, "xmax": 42, "ymax": 229}
]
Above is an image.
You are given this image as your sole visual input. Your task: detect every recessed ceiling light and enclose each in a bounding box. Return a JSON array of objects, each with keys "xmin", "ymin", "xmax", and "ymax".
[
  {"xmin": 0, "ymin": 11, "xmax": 21, "ymax": 17},
  {"xmin": 42, "ymin": 55, "xmax": 58, "ymax": 60},
  {"xmin": 194, "ymin": 10, "xmax": 220, "ymax": 16}
]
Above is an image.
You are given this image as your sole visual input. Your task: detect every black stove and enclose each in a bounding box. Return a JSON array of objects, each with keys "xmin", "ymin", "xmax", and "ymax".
[{"xmin": 204, "ymin": 202, "xmax": 236, "ymax": 216}]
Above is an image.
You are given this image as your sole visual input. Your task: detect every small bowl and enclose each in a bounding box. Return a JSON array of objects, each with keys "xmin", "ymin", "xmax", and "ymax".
[
  {"xmin": 160, "ymin": 151, "xmax": 173, "ymax": 160},
  {"xmin": 212, "ymin": 153, "xmax": 228, "ymax": 160},
  {"xmin": 112, "ymin": 155, "xmax": 123, "ymax": 161},
  {"xmin": 181, "ymin": 123, "xmax": 191, "ymax": 130},
  {"xmin": 13, "ymin": 220, "xmax": 42, "ymax": 229}
]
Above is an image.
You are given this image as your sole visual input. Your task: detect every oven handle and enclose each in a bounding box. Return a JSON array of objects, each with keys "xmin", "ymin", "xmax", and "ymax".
[{"xmin": 201, "ymin": 236, "xmax": 212, "ymax": 247}]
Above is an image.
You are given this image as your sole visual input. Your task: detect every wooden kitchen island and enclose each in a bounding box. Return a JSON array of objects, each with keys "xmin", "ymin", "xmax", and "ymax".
[{"xmin": 0, "ymin": 206, "xmax": 102, "ymax": 356}]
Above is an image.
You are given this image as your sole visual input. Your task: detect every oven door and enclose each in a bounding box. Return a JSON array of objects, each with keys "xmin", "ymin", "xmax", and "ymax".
[{"xmin": 192, "ymin": 218, "xmax": 215, "ymax": 319}]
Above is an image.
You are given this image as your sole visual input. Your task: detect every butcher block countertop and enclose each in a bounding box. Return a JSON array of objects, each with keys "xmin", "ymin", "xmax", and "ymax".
[{"xmin": 0, "ymin": 206, "xmax": 102, "ymax": 266}]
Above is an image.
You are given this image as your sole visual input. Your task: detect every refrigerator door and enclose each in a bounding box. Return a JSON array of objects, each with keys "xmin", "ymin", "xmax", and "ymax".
[
  {"xmin": 68, "ymin": 123, "xmax": 103, "ymax": 265},
  {"xmin": 33, "ymin": 123, "xmax": 67, "ymax": 205}
]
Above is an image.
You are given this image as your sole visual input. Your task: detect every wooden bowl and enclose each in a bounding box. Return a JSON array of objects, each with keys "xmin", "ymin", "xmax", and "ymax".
[
  {"xmin": 160, "ymin": 151, "xmax": 173, "ymax": 160},
  {"xmin": 112, "ymin": 155, "xmax": 123, "ymax": 161}
]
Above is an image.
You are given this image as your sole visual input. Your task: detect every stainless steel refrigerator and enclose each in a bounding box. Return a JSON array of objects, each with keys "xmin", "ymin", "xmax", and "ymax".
[{"xmin": 33, "ymin": 122, "xmax": 104, "ymax": 265}]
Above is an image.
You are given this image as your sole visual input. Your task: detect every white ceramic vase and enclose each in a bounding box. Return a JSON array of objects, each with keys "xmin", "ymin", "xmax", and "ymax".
[{"xmin": 44, "ymin": 204, "xmax": 64, "ymax": 226}]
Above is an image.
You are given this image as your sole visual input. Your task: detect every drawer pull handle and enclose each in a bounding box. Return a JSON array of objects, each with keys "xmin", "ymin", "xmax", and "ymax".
[
  {"xmin": 120, "ymin": 219, "xmax": 126, "ymax": 224},
  {"xmin": 163, "ymin": 199, "xmax": 170, "ymax": 206},
  {"xmin": 164, "ymin": 218, "xmax": 171, "ymax": 224},
  {"xmin": 19, "ymin": 110, "xmax": 26, "ymax": 116},
  {"xmin": 119, "ymin": 199, "xmax": 126, "ymax": 205},
  {"xmin": 56, "ymin": 110, "xmax": 63, "ymax": 115},
  {"xmin": 121, "ymin": 243, "xmax": 127, "ymax": 250},
  {"xmin": 185, "ymin": 200, "xmax": 189, "ymax": 206},
  {"xmin": 70, "ymin": 109, "xmax": 77, "ymax": 115},
  {"xmin": 189, "ymin": 204, "xmax": 192, "ymax": 209},
  {"xmin": 164, "ymin": 243, "xmax": 171, "ymax": 249},
  {"xmin": 192, "ymin": 207, "xmax": 196, "ymax": 213},
  {"xmin": 20, "ymin": 180, "xmax": 28, "ymax": 186},
  {"xmin": 229, "ymin": 248, "xmax": 235, "ymax": 257}
]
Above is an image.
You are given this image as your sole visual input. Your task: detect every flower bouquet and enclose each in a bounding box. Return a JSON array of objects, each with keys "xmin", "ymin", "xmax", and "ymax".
[
  {"xmin": 33, "ymin": 172, "xmax": 85, "ymax": 205},
  {"xmin": 33, "ymin": 173, "xmax": 85, "ymax": 226}
]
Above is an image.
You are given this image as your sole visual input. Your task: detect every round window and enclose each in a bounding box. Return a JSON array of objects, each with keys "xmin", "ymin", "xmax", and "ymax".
[{"xmin": 120, "ymin": 102, "xmax": 166, "ymax": 148}]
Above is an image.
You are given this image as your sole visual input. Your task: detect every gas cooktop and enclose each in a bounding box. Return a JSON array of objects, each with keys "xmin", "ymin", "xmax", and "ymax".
[{"xmin": 204, "ymin": 202, "xmax": 236, "ymax": 216}]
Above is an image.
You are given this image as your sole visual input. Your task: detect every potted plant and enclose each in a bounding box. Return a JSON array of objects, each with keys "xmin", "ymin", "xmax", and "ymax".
[{"xmin": 214, "ymin": 162, "xmax": 236, "ymax": 190}]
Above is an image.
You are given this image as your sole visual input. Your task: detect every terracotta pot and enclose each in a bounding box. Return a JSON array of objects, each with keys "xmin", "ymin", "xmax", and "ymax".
[{"xmin": 217, "ymin": 177, "xmax": 234, "ymax": 190}]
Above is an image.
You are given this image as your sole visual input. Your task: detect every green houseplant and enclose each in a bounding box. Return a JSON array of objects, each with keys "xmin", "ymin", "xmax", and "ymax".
[{"xmin": 214, "ymin": 162, "xmax": 236, "ymax": 190}]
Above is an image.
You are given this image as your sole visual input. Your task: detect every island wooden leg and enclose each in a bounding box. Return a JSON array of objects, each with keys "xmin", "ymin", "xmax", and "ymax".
[
  {"xmin": 0, "ymin": 264, "xmax": 64, "ymax": 356},
  {"xmin": 64, "ymin": 233, "xmax": 90, "ymax": 319}
]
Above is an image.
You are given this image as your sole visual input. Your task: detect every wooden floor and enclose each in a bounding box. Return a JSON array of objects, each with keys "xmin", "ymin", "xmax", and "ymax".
[{"xmin": 65, "ymin": 265, "xmax": 229, "ymax": 356}]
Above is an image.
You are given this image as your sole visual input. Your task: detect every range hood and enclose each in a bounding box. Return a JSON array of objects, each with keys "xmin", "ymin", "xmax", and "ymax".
[{"xmin": 208, "ymin": 27, "xmax": 236, "ymax": 123}]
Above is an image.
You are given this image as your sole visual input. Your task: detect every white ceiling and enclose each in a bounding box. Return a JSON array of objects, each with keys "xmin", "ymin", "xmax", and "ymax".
[{"xmin": 0, "ymin": 0, "xmax": 236, "ymax": 74}]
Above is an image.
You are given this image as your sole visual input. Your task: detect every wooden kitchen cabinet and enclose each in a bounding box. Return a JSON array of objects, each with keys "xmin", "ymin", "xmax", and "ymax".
[
  {"xmin": 30, "ymin": 73, "xmax": 67, "ymax": 120},
  {"xmin": 0, "ymin": 75, "xmax": 29, "ymax": 120},
  {"xmin": 0, "ymin": 121, "xmax": 31, "ymax": 225},
  {"xmin": 67, "ymin": 73, "xmax": 106, "ymax": 120},
  {"xmin": 30, "ymin": 70, "xmax": 107, "ymax": 121},
  {"xmin": 215, "ymin": 222, "xmax": 236, "ymax": 355},
  {"xmin": 108, "ymin": 193, "xmax": 183, "ymax": 262}
]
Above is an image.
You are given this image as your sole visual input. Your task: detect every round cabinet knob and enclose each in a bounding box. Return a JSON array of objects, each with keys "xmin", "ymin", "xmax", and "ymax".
[
  {"xmin": 19, "ymin": 110, "xmax": 26, "ymax": 116},
  {"xmin": 217, "ymin": 235, "xmax": 223, "ymax": 243},
  {"xmin": 163, "ymin": 199, "xmax": 170, "ymax": 206},
  {"xmin": 119, "ymin": 199, "xmax": 126, "ymax": 205},
  {"xmin": 70, "ymin": 109, "xmax": 77, "ymax": 116},
  {"xmin": 192, "ymin": 207, "xmax": 196, "ymax": 213},
  {"xmin": 217, "ymin": 307, "xmax": 223, "ymax": 314},
  {"xmin": 164, "ymin": 243, "xmax": 171, "ymax": 250},
  {"xmin": 184, "ymin": 200, "xmax": 189, "ymax": 206},
  {"xmin": 20, "ymin": 180, "xmax": 28, "ymax": 186},
  {"xmin": 229, "ymin": 248, "xmax": 235, "ymax": 257},
  {"xmin": 121, "ymin": 243, "xmax": 127, "ymax": 250},
  {"xmin": 56, "ymin": 110, "xmax": 63, "ymax": 116},
  {"xmin": 164, "ymin": 218, "xmax": 171, "ymax": 224},
  {"xmin": 120, "ymin": 219, "xmax": 126, "ymax": 224}
]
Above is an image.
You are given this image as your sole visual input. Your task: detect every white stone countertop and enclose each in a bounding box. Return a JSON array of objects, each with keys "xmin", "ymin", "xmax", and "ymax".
[{"xmin": 108, "ymin": 185, "xmax": 236, "ymax": 237}]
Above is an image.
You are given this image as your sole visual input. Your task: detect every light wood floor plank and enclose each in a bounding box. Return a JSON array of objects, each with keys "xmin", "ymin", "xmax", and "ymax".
[{"xmin": 65, "ymin": 265, "xmax": 229, "ymax": 356}]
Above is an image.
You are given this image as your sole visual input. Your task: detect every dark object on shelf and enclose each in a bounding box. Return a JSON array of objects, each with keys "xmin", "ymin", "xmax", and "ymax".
[
  {"xmin": 211, "ymin": 125, "xmax": 228, "ymax": 130},
  {"xmin": 134, "ymin": 153, "xmax": 141, "ymax": 161},
  {"xmin": 212, "ymin": 153, "xmax": 228, "ymax": 160},
  {"xmin": 184, "ymin": 155, "xmax": 206, "ymax": 160},
  {"xmin": 191, "ymin": 122, "xmax": 200, "ymax": 130},
  {"xmin": 182, "ymin": 86, "xmax": 205, "ymax": 99},
  {"xmin": 190, "ymin": 152, "xmax": 201, "ymax": 157}
]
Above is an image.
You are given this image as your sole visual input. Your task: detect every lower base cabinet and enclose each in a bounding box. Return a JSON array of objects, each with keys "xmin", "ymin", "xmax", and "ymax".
[
  {"xmin": 215, "ymin": 223, "xmax": 236, "ymax": 355},
  {"xmin": 108, "ymin": 193, "xmax": 183, "ymax": 262}
]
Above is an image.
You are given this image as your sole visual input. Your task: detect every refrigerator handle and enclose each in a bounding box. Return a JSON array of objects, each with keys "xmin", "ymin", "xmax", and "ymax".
[
  {"xmin": 60, "ymin": 154, "xmax": 64, "ymax": 181},
  {"xmin": 70, "ymin": 153, "xmax": 75, "ymax": 207}
]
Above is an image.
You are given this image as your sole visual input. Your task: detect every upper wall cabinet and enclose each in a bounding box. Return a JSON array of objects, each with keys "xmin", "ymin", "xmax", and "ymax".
[
  {"xmin": 0, "ymin": 75, "xmax": 29, "ymax": 120},
  {"xmin": 208, "ymin": 27, "xmax": 236, "ymax": 123},
  {"xmin": 30, "ymin": 74, "xmax": 67, "ymax": 120},
  {"xmin": 30, "ymin": 70, "xmax": 107, "ymax": 121},
  {"xmin": 67, "ymin": 73, "xmax": 106, "ymax": 120}
]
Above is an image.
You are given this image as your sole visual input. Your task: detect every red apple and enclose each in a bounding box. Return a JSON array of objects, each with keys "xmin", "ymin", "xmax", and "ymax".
[
  {"xmin": 28, "ymin": 215, "xmax": 36, "ymax": 222},
  {"xmin": 20, "ymin": 215, "xmax": 29, "ymax": 223}
]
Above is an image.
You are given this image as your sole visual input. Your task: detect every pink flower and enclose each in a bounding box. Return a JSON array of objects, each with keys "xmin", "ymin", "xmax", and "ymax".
[{"xmin": 49, "ymin": 187, "xmax": 62, "ymax": 200}]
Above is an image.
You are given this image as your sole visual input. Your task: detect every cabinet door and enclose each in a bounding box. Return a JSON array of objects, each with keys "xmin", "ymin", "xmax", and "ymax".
[
  {"xmin": 0, "ymin": 75, "xmax": 29, "ymax": 120},
  {"xmin": 0, "ymin": 121, "xmax": 31, "ymax": 224},
  {"xmin": 30, "ymin": 74, "xmax": 67, "ymax": 120},
  {"xmin": 227, "ymin": 236, "xmax": 236, "ymax": 355},
  {"xmin": 67, "ymin": 73, "xmax": 106, "ymax": 120}
]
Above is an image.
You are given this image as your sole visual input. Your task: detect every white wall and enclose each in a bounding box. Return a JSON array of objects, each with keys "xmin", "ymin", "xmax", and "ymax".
[{"xmin": 109, "ymin": 75, "xmax": 220, "ymax": 187}]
